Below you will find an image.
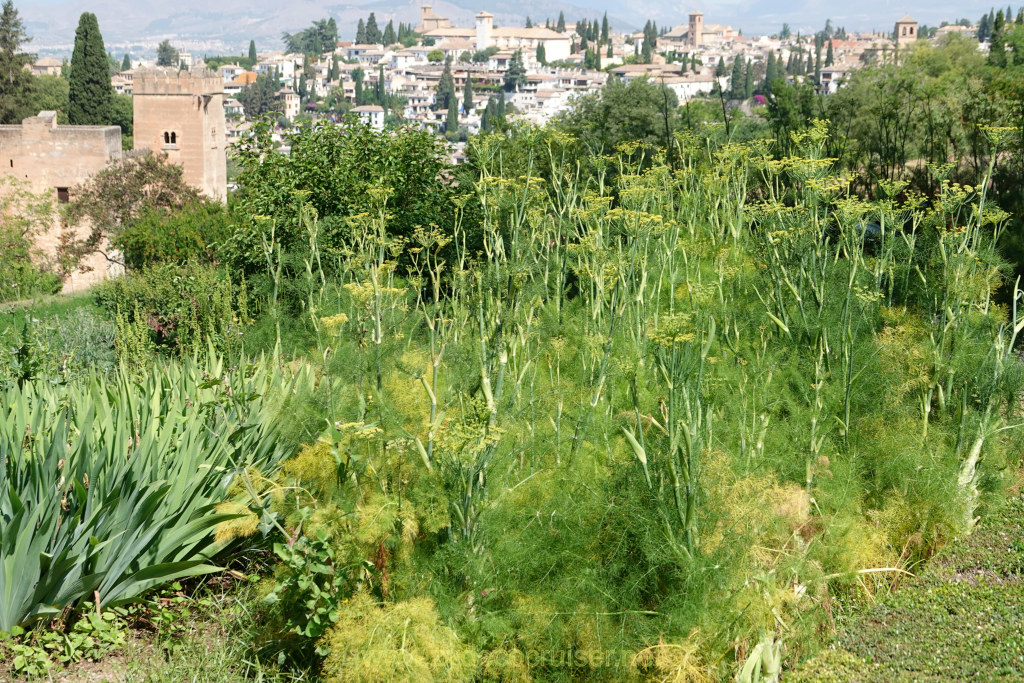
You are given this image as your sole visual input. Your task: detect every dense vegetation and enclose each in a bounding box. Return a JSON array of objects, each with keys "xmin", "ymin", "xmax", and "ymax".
[{"xmin": 2, "ymin": 23, "xmax": 1024, "ymax": 683}]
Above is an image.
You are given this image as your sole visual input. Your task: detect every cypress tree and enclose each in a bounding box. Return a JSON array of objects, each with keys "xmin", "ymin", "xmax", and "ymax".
[
  {"xmin": 504, "ymin": 50, "xmax": 525, "ymax": 92},
  {"xmin": 525, "ymin": 16, "xmax": 532, "ymax": 28},
  {"xmin": 356, "ymin": 18, "xmax": 366, "ymax": 44},
  {"xmin": 0, "ymin": 0, "xmax": 32, "ymax": 124},
  {"xmin": 463, "ymin": 73, "xmax": 472, "ymax": 113},
  {"xmin": 437, "ymin": 56, "xmax": 454, "ymax": 109},
  {"xmin": 730, "ymin": 56, "xmax": 743, "ymax": 97},
  {"xmin": 716, "ymin": 56, "xmax": 726, "ymax": 76},
  {"xmin": 383, "ymin": 20, "xmax": 396, "ymax": 45},
  {"xmin": 365, "ymin": 13, "xmax": 381, "ymax": 44},
  {"xmin": 68, "ymin": 12, "xmax": 113, "ymax": 125},
  {"xmin": 481, "ymin": 96, "xmax": 494, "ymax": 131},
  {"xmin": 764, "ymin": 52, "xmax": 776, "ymax": 92},
  {"xmin": 990, "ymin": 10, "xmax": 1007, "ymax": 66},
  {"xmin": 743, "ymin": 59, "xmax": 753, "ymax": 99},
  {"xmin": 120, "ymin": 53, "xmax": 130, "ymax": 70},
  {"xmin": 825, "ymin": 39, "xmax": 834, "ymax": 66},
  {"xmin": 601, "ymin": 13, "xmax": 609, "ymax": 44},
  {"xmin": 607, "ymin": 42, "xmax": 612, "ymax": 58},
  {"xmin": 536, "ymin": 43, "xmax": 546, "ymax": 65},
  {"xmin": 248, "ymin": 39, "xmax": 257, "ymax": 63},
  {"xmin": 556, "ymin": 12, "xmax": 565, "ymax": 33},
  {"xmin": 352, "ymin": 67, "xmax": 363, "ymax": 105},
  {"xmin": 445, "ymin": 95, "xmax": 458, "ymax": 133}
]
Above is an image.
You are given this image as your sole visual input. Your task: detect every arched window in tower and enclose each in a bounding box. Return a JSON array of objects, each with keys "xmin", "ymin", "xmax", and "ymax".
[
  {"xmin": 163, "ymin": 131, "xmax": 170, "ymax": 144},
  {"xmin": 170, "ymin": 131, "xmax": 177, "ymax": 144}
]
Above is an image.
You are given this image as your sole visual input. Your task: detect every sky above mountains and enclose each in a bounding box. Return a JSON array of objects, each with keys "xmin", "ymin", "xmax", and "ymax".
[{"xmin": 15, "ymin": 0, "xmax": 1006, "ymax": 52}]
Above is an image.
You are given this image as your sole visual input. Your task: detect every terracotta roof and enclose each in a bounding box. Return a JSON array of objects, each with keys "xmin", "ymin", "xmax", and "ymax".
[
  {"xmin": 230, "ymin": 72, "xmax": 258, "ymax": 86},
  {"xmin": 896, "ymin": 15, "xmax": 916, "ymax": 23}
]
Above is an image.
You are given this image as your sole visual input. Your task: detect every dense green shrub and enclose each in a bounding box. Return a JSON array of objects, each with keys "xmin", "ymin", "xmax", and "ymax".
[
  {"xmin": 0, "ymin": 178, "xmax": 63, "ymax": 302},
  {"xmin": 94, "ymin": 262, "xmax": 249, "ymax": 358},
  {"xmin": 229, "ymin": 118, "xmax": 457, "ymax": 272},
  {"xmin": 116, "ymin": 199, "xmax": 233, "ymax": 270}
]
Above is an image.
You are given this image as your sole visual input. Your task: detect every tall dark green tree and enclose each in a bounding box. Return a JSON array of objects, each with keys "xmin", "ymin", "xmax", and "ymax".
[
  {"xmin": 365, "ymin": 13, "xmax": 381, "ymax": 44},
  {"xmin": 120, "ymin": 53, "xmax": 130, "ymax": 70},
  {"xmin": 248, "ymin": 39, "xmax": 257, "ymax": 63},
  {"xmin": 445, "ymin": 93, "xmax": 458, "ymax": 133},
  {"xmin": 715, "ymin": 56, "xmax": 726, "ymax": 76},
  {"xmin": 601, "ymin": 12, "xmax": 609, "ymax": 44},
  {"xmin": 825, "ymin": 39, "xmax": 834, "ymax": 66},
  {"xmin": 68, "ymin": 12, "xmax": 113, "ymax": 125},
  {"xmin": 238, "ymin": 71, "xmax": 281, "ymax": 117},
  {"xmin": 352, "ymin": 66, "xmax": 364, "ymax": 105},
  {"xmin": 536, "ymin": 43, "xmax": 546, "ymax": 65},
  {"xmin": 383, "ymin": 20, "xmax": 396, "ymax": 45},
  {"xmin": 462, "ymin": 73, "xmax": 472, "ymax": 113},
  {"xmin": 764, "ymin": 51, "xmax": 777, "ymax": 92},
  {"xmin": 743, "ymin": 59, "xmax": 754, "ymax": 98},
  {"xmin": 156, "ymin": 39, "xmax": 178, "ymax": 66},
  {"xmin": 435, "ymin": 56, "xmax": 454, "ymax": 110},
  {"xmin": 989, "ymin": 10, "xmax": 1007, "ymax": 66},
  {"xmin": 356, "ymin": 18, "xmax": 366, "ymax": 43},
  {"xmin": 504, "ymin": 50, "xmax": 526, "ymax": 92},
  {"xmin": 730, "ymin": 56, "xmax": 743, "ymax": 97},
  {"xmin": 556, "ymin": 12, "xmax": 565, "ymax": 33},
  {"xmin": 0, "ymin": 0, "xmax": 33, "ymax": 123}
]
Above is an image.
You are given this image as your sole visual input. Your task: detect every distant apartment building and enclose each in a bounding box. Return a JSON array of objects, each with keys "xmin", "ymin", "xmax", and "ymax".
[{"xmin": 418, "ymin": 8, "xmax": 572, "ymax": 62}]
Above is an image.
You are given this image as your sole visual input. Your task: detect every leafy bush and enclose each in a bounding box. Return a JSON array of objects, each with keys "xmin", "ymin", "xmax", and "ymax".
[
  {"xmin": 229, "ymin": 118, "xmax": 457, "ymax": 272},
  {"xmin": 0, "ymin": 177, "xmax": 62, "ymax": 302},
  {"xmin": 94, "ymin": 262, "xmax": 249, "ymax": 357},
  {"xmin": 116, "ymin": 199, "xmax": 234, "ymax": 270}
]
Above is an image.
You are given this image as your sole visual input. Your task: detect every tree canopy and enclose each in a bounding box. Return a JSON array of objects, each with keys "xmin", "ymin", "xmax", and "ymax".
[
  {"xmin": 283, "ymin": 18, "xmax": 338, "ymax": 55},
  {"xmin": 156, "ymin": 40, "xmax": 178, "ymax": 67}
]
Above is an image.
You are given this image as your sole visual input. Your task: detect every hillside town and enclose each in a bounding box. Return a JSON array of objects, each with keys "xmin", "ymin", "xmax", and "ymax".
[{"xmin": 95, "ymin": 8, "xmax": 958, "ymax": 148}]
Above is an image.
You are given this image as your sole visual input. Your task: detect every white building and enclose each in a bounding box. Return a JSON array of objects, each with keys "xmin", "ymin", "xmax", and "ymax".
[{"xmin": 352, "ymin": 105, "xmax": 386, "ymax": 130}]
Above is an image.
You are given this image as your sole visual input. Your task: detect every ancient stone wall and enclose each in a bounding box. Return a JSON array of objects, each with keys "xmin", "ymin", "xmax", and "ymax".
[{"xmin": 0, "ymin": 111, "xmax": 122, "ymax": 292}]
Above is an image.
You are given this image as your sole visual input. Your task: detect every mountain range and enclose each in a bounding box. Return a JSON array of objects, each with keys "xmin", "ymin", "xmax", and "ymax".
[{"xmin": 17, "ymin": 0, "xmax": 998, "ymax": 55}]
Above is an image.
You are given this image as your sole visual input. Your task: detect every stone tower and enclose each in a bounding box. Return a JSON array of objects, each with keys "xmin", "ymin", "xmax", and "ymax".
[
  {"xmin": 475, "ymin": 11, "xmax": 494, "ymax": 50},
  {"xmin": 894, "ymin": 15, "xmax": 918, "ymax": 49},
  {"xmin": 133, "ymin": 68, "xmax": 226, "ymax": 201},
  {"xmin": 688, "ymin": 11, "xmax": 704, "ymax": 48}
]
